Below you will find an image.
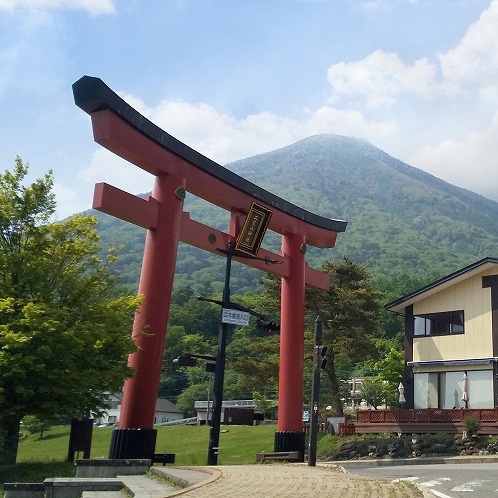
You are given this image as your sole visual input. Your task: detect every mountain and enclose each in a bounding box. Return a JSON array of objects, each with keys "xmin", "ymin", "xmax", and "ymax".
[{"xmin": 94, "ymin": 134, "xmax": 498, "ymax": 294}]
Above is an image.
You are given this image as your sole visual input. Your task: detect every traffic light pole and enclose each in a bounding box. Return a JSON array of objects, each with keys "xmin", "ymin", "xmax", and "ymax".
[
  {"xmin": 205, "ymin": 238, "xmax": 280, "ymax": 465},
  {"xmin": 207, "ymin": 239, "xmax": 233, "ymax": 465},
  {"xmin": 308, "ymin": 315, "xmax": 322, "ymax": 466}
]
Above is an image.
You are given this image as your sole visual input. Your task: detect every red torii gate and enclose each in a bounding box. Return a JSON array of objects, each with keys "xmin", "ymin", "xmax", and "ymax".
[{"xmin": 72, "ymin": 76, "xmax": 347, "ymax": 461}]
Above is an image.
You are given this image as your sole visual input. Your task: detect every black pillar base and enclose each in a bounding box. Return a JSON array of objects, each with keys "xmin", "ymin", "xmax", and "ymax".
[
  {"xmin": 274, "ymin": 431, "xmax": 305, "ymax": 462},
  {"xmin": 108, "ymin": 428, "xmax": 157, "ymax": 460}
]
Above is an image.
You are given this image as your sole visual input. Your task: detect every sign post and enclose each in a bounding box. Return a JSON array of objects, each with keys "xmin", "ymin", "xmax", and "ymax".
[
  {"xmin": 222, "ymin": 308, "xmax": 250, "ymax": 326},
  {"xmin": 308, "ymin": 316, "xmax": 323, "ymax": 466},
  {"xmin": 208, "ymin": 202, "xmax": 273, "ymax": 465},
  {"xmin": 208, "ymin": 239, "xmax": 234, "ymax": 465}
]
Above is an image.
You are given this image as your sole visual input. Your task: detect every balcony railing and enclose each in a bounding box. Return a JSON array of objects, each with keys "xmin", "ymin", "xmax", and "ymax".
[
  {"xmin": 353, "ymin": 408, "xmax": 498, "ymax": 434},
  {"xmin": 356, "ymin": 408, "xmax": 498, "ymax": 424}
]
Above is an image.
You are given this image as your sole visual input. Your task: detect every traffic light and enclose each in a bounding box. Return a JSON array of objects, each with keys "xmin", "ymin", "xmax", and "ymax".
[
  {"xmin": 257, "ymin": 318, "xmax": 280, "ymax": 334},
  {"xmin": 205, "ymin": 362, "xmax": 216, "ymax": 373},
  {"xmin": 319, "ymin": 346, "xmax": 328, "ymax": 369},
  {"xmin": 314, "ymin": 345, "xmax": 328, "ymax": 369},
  {"xmin": 172, "ymin": 354, "xmax": 197, "ymax": 367}
]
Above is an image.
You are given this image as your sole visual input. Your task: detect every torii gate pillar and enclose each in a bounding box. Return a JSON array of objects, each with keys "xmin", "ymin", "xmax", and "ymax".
[
  {"xmin": 276, "ymin": 233, "xmax": 306, "ymax": 451},
  {"xmin": 119, "ymin": 175, "xmax": 184, "ymax": 422},
  {"xmin": 72, "ymin": 76, "xmax": 347, "ymax": 462},
  {"xmin": 107, "ymin": 173, "xmax": 186, "ymax": 458}
]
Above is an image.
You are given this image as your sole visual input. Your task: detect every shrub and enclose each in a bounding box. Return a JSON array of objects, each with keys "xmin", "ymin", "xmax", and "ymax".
[{"xmin": 463, "ymin": 416, "xmax": 482, "ymax": 438}]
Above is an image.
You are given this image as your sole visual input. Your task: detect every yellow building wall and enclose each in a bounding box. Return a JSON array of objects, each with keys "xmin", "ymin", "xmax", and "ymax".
[{"xmin": 412, "ymin": 270, "xmax": 494, "ymax": 362}]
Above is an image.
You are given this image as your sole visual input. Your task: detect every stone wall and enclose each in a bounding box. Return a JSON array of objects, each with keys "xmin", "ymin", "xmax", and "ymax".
[{"xmin": 329, "ymin": 434, "xmax": 498, "ymax": 461}]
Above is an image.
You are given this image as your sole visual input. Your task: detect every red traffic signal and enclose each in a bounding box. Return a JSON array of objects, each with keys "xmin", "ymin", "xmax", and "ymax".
[{"xmin": 257, "ymin": 319, "xmax": 280, "ymax": 334}]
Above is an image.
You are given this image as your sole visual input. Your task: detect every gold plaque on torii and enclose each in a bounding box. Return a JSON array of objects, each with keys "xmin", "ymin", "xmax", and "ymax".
[{"xmin": 234, "ymin": 202, "xmax": 273, "ymax": 257}]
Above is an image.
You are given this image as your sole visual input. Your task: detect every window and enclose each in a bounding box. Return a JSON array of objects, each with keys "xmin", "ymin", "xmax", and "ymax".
[
  {"xmin": 414, "ymin": 370, "xmax": 493, "ymax": 409},
  {"xmin": 413, "ymin": 372, "xmax": 438, "ymax": 408},
  {"xmin": 413, "ymin": 310, "xmax": 464, "ymax": 336},
  {"xmin": 467, "ymin": 370, "xmax": 494, "ymax": 408}
]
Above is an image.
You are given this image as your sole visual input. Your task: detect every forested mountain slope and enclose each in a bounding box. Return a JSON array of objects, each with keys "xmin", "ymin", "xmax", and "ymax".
[{"xmin": 94, "ymin": 134, "xmax": 498, "ymax": 294}]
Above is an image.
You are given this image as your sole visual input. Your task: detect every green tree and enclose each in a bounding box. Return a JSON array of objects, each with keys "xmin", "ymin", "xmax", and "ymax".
[
  {"xmin": 228, "ymin": 292, "xmax": 281, "ymax": 399},
  {"xmin": 252, "ymin": 390, "xmax": 277, "ymax": 420},
  {"xmin": 0, "ymin": 158, "xmax": 140, "ymax": 463},
  {"xmin": 306, "ymin": 258, "xmax": 383, "ymax": 415},
  {"xmin": 230, "ymin": 332, "xmax": 280, "ymax": 395},
  {"xmin": 175, "ymin": 377, "xmax": 210, "ymax": 417},
  {"xmin": 259, "ymin": 259, "xmax": 382, "ymax": 415},
  {"xmin": 374, "ymin": 347, "xmax": 405, "ymax": 407},
  {"xmin": 21, "ymin": 415, "xmax": 53, "ymax": 439},
  {"xmin": 358, "ymin": 377, "xmax": 385, "ymax": 409}
]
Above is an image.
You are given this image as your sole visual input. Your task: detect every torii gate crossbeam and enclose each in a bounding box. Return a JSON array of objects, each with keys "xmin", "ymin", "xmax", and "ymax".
[{"xmin": 72, "ymin": 76, "xmax": 347, "ymax": 461}]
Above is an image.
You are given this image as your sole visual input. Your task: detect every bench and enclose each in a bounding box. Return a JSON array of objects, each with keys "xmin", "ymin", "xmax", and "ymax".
[
  {"xmin": 152, "ymin": 453, "xmax": 176, "ymax": 465},
  {"xmin": 256, "ymin": 451, "xmax": 300, "ymax": 462}
]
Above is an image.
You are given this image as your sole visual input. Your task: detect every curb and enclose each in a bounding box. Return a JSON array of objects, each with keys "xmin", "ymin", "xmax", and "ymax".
[
  {"xmin": 322, "ymin": 454, "xmax": 498, "ymax": 468},
  {"xmin": 150, "ymin": 466, "xmax": 222, "ymax": 497}
]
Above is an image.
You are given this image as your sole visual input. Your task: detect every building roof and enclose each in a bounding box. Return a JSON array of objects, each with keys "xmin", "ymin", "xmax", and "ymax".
[
  {"xmin": 155, "ymin": 398, "xmax": 182, "ymax": 414},
  {"xmin": 385, "ymin": 257, "xmax": 498, "ymax": 314}
]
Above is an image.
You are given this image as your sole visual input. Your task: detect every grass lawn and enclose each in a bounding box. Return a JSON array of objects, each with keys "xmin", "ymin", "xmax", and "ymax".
[
  {"xmin": 1, "ymin": 423, "xmax": 340, "ymax": 496},
  {"xmin": 1, "ymin": 423, "xmax": 286, "ymax": 494},
  {"xmin": 15, "ymin": 423, "xmax": 279, "ymax": 464}
]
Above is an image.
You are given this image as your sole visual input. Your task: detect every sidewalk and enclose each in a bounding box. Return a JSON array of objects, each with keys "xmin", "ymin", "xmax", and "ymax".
[
  {"xmin": 80, "ymin": 456, "xmax": 498, "ymax": 498},
  {"xmin": 153, "ymin": 463, "xmax": 423, "ymax": 497}
]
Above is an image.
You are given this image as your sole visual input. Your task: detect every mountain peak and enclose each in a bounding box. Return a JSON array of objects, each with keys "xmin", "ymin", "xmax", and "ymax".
[{"xmin": 95, "ymin": 134, "xmax": 498, "ymax": 291}]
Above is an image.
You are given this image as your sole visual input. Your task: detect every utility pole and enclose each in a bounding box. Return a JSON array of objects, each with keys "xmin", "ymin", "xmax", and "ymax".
[
  {"xmin": 308, "ymin": 316, "xmax": 324, "ymax": 466},
  {"xmin": 205, "ymin": 202, "xmax": 275, "ymax": 465},
  {"xmin": 207, "ymin": 239, "xmax": 233, "ymax": 465}
]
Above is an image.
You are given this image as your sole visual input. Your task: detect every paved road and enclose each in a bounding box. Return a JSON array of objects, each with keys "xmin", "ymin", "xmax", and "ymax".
[
  {"xmin": 347, "ymin": 462, "xmax": 498, "ymax": 498},
  {"xmin": 154, "ymin": 463, "xmax": 424, "ymax": 497}
]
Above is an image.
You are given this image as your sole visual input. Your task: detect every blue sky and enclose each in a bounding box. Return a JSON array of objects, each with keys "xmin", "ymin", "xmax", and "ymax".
[{"xmin": 1, "ymin": 0, "xmax": 497, "ymax": 218}]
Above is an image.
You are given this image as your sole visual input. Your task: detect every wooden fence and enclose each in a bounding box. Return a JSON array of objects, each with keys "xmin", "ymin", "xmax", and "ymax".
[
  {"xmin": 302, "ymin": 422, "xmax": 327, "ymax": 434},
  {"xmin": 303, "ymin": 422, "xmax": 356, "ymax": 435},
  {"xmin": 355, "ymin": 408, "xmax": 498, "ymax": 434},
  {"xmin": 338, "ymin": 422, "xmax": 356, "ymax": 435}
]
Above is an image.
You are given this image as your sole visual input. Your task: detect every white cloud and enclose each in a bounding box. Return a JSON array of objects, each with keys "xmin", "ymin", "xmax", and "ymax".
[
  {"xmin": 80, "ymin": 91, "xmax": 398, "ymax": 171},
  {"xmin": 326, "ymin": 2, "xmax": 498, "ymax": 110},
  {"xmin": 67, "ymin": 0, "xmax": 498, "ymax": 216},
  {"xmin": 322, "ymin": 0, "xmax": 498, "ymax": 200},
  {"xmin": 0, "ymin": 0, "xmax": 114, "ymax": 14},
  {"xmin": 304, "ymin": 105, "xmax": 396, "ymax": 138},
  {"xmin": 439, "ymin": 0, "xmax": 498, "ymax": 89},
  {"xmin": 77, "ymin": 148, "xmax": 154, "ymax": 197},
  {"xmin": 67, "ymin": 90, "xmax": 397, "ymax": 218},
  {"xmin": 409, "ymin": 111, "xmax": 498, "ymax": 200},
  {"xmin": 149, "ymin": 100, "xmax": 298, "ymax": 165},
  {"xmin": 326, "ymin": 50, "xmax": 460, "ymax": 109},
  {"xmin": 53, "ymin": 181, "xmax": 90, "ymax": 220}
]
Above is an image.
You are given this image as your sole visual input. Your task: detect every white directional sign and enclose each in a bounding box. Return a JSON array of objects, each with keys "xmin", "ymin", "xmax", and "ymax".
[{"xmin": 222, "ymin": 308, "xmax": 250, "ymax": 326}]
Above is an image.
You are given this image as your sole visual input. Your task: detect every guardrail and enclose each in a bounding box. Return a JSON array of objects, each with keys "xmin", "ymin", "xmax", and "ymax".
[{"xmin": 154, "ymin": 417, "xmax": 197, "ymax": 426}]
